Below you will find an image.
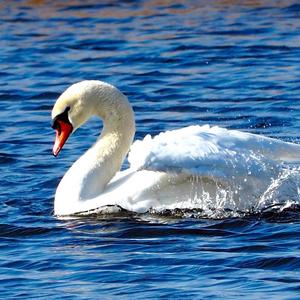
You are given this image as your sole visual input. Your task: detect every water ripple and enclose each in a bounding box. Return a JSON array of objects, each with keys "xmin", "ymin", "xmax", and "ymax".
[{"xmin": 0, "ymin": 1, "xmax": 300, "ymax": 299}]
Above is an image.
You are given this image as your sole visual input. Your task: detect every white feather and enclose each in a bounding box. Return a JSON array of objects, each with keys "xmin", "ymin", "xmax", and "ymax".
[{"xmin": 52, "ymin": 81, "xmax": 300, "ymax": 216}]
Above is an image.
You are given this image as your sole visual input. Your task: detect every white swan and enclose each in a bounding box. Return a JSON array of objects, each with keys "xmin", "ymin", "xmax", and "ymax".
[{"xmin": 51, "ymin": 80, "xmax": 300, "ymax": 216}]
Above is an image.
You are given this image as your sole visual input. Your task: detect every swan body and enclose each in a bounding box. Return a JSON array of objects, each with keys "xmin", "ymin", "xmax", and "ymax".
[{"xmin": 51, "ymin": 80, "xmax": 300, "ymax": 216}]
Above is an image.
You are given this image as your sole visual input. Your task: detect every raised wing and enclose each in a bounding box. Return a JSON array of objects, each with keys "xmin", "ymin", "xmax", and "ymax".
[{"xmin": 128, "ymin": 125, "xmax": 300, "ymax": 179}]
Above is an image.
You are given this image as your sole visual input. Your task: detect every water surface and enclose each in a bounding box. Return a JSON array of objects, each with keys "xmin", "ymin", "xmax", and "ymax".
[{"xmin": 1, "ymin": 1, "xmax": 300, "ymax": 298}]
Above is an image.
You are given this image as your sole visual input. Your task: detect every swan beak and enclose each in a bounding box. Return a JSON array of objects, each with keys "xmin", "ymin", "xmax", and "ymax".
[{"xmin": 52, "ymin": 120, "xmax": 73, "ymax": 157}]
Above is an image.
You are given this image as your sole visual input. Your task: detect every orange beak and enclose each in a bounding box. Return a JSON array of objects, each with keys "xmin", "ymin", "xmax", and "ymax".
[{"xmin": 52, "ymin": 120, "xmax": 73, "ymax": 157}]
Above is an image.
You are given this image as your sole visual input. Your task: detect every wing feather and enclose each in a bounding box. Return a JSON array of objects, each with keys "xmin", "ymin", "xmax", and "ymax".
[{"xmin": 128, "ymin": 125, "xmax": 300, "ymax": 179}]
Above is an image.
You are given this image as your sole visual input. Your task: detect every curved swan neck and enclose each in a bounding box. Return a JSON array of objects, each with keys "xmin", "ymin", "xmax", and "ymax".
[
  {"xmin": 54, "ymin": 82, "xmax": 135, "ymax": 215},
  {"xmin": 77, "ymin": 84, "xmax": 136, "ymax": 186},
  {"xmin": 98, "ymin": 91, "xmax": 135, "ymax": 141}
]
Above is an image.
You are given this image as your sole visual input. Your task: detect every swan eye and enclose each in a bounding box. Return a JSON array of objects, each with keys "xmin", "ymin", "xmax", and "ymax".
[{"xmin": 52, "ymin": 106, "xmax": 71, "ymax": 131}]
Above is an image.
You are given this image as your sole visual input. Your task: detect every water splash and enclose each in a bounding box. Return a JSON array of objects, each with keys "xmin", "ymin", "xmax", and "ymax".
[
  {"xmin": 73, "ymin": 164, "xmax": 300, "ymax": 220},
  {"xmin": 256, "ymin": 166, "xmax": 300, "ymax": 210}
]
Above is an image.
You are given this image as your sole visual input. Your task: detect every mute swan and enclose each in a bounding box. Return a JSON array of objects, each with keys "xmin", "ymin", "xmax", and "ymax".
[{"xmin": 52, "ymin": 80, "xmax": 300, "ymax": 216}]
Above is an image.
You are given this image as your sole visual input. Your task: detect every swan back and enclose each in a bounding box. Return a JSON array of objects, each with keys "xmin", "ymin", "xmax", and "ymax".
[{"xmin": 129, "ymin": 125, "xmax": 300, "ymax": 178}]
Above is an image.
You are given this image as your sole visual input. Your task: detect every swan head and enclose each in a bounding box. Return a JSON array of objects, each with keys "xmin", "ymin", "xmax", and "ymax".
[
  {"xmin": 51, "ymin": 80, "xmax": 134, "ymax": 156},
  {"xmin": 51, "ymin": 81, "xmax": 107, "ymax": 156}
]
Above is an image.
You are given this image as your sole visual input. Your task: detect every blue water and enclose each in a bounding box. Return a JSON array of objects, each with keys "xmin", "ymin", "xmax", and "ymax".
[{"xmin": 1, "ymin": 1, "xmax": 300, "ymax": 298}]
